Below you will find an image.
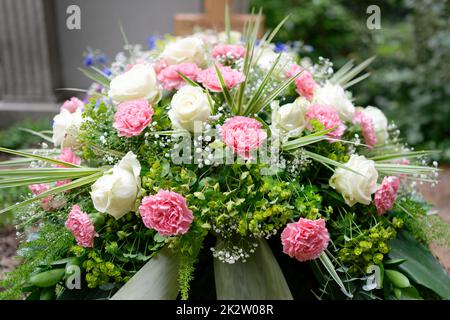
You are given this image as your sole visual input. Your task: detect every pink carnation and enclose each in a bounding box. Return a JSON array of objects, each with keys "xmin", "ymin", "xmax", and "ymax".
[
  {"xmin": 28, "ymin": 183, "xmax": 64, "ymax": 211},
  {"xmin": 198, "ymin": 64, "xmax": 245, "ymax": 92},
  {"xmin": 139, "ymin": 190, "xmax": 194, "ymax": 236},
  {"xmin": 285, "ymin": 64, "xmax": 317, "ymax": 101},
  {"xmin": 29, "ymin": 183, "xmax": 49, "ymax": 196},
  {"xmin": 61, "ymin": 97, "xmax": 84, "ymax": 113},
  {"xmin": 353, "ymin": 111, "xmax": 377, "ymax": 148},
  {"xmin": 212, "ymin": 44, "xmax": 246, "ymax": 60},
  {"xmin": 220, "ymin": 116, "xmax": 267, "ymax": 159},
  {"xmin": 306, "ymin": 104, "xmax": 346, "ymax": 139},
  {"xmin": 55, "ymin": 147, "xmax": 82, "ymax": 186},
  {"xmin": 153, "ymin": 59, "xmax": 168, "ymax": 74},
  {"xmin": 374, "ymin": 176, "xmax": 400, "ymax": 215},
  {"xmin": 65, "ymin": 205, "xmax": 96, "ymax": 248},
  {"xmin": 113, "ymin": 99, "xmax": 154, "ymax": 137},
  {"xmin": 281, "ymin": 218, "xmax": 330, "ymax": 262},
  {"xmin": 157, "ymin": 63, "xmax": 201, "ymax": 90},
  {"xmin": 57, "ymin": 148, "xmax": 81, "ymax": 167}
]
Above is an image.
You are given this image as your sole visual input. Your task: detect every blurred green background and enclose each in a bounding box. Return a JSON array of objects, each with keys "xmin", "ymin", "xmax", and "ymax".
[{"xmin": 250, "ymin": 0, "xmax": 450, "ymax": 160}]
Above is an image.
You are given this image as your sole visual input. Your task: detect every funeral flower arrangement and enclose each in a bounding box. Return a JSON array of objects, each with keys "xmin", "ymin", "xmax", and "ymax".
[{"xmin": 1, "ymin": 14, "xmax": 449, "ymax": 300}]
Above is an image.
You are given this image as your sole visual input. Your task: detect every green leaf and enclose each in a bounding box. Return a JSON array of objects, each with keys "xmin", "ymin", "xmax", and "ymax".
[
  {"xmin": 383, "ymin": 259, "xmax": 407, "ymax": 267},
  {"xmin": 154, "ymin": 233, "xmax": 167, "ymax": 243},
  {"xmin": 389, "ymin": 230, "xmax": 450, "ymax": 299},
  {"xmin": 176, "ymin": 72, "xmax": 201, "ymax": 88},
  {"xmin": 385, "ymin": 269, "xmax": 410, "ymax": 288},
  {"xmin": 400, "ymin": 286, "xmax": 422, "ymax": 300}
]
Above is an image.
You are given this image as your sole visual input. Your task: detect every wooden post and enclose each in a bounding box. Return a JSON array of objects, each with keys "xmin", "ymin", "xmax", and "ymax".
[{"xmin": 174, "ymin": 0, "xmax": 264, "ymax": 37}]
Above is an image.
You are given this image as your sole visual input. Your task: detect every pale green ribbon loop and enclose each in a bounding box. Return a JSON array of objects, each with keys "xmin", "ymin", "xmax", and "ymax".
[
  {"xmin": 111, "ymin": 247, "xmax": 180, "ymax": 300},
  {"xmin": 214, "ymin": 239, "xmax": 293, "ymax": 300}
]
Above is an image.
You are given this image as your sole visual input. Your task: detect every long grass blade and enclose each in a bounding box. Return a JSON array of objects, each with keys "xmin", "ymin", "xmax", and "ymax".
[
  {"xmin": 246, "ymin": 69, "xmax": 303, "ymax": 116},
  {"xmin": 0, "ymin": 158, "xmax": 33, "ymax": 167},
  {"xmin": 213, "ymin": 63, "xmax": 236, "ymax": 114},
  {"xmin": 225, "ymin": 3, "xmax": 231, "ymax": 43},
  {"xmin": 243, "ymin": 53, "xmax": 282, "ymax": 115},
  {"xmin": 342, "ymin": 73, "xmax": 371, "ymax": 89},
  {"xmin": 369, "ymin": 150, "xmax": 439, "ymax": 162},
  {"xmin": 0, "ymin": 172, "xmax": 103, "ymax": 215},
  {"xmin": 333, "ymin": 56, "xmax": 375, "ymax": 87},
  {"xmin": 319, "ymin": 252, "xmax": 353, "ymax": 298},
  {"xmin": 0, "ymin": 147, "xmax": 81, "ymax": 168},
  {"xmin": 0, "ymin": 168, "xmax": 101, "ymax": 177},
  {"xmin": 177, "ymin": 72, "xmax": 201, "ymax": 88},
  {"xmin": 78, "ymin": 67, "xmax": 110, "ymax": 88},
  {"xmin": 304, "ymin": 150, "xmax": 363, "ymax": 175},
  {"xmin": 19, "ymin": 128, "xmax": 54, "ymax": 143}
]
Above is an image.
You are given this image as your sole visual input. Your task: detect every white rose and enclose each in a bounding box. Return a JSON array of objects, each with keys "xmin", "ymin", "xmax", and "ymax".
[
  {"xmin": 168, "ymin": 86, "xmax": 212, "ymax": 132},
  {"xmin": 161, "ymin": 37, "xmax": 206, "ymax": 66},
  {"xmin": 218, "ymin": 31, "xmax": 242, "ymax": 44},
  {"xmin": 108, "ymin": 64, "xmax": 159, "ymax": 102},
  {"xmin": 272, "ymin": 97, "xmax": 310, "ymax": 135},
  {"xmin": 314, "ymin": 82, "xmax": 355, "ymax": 121},
  {"xmin": 52, "ymin": 108, "xmax": 83, "ymax": 147},
  {"xmin": 256, "ymin": 47, "xmax": 294, "ymax": 74},
  {"xmin": 329, "ymin": 154, "xmax": 378, "ymax": 206},
  {"xmin": 357, "ymin": 106, "xmax": 389, "ymax": 145},
  {"xmin": 256, "ymin": 47, "xmax": 278, "ymax": 71},
  {"xmin": 90, "ymin": 152, "xmax": 141, "ymax": 219}
]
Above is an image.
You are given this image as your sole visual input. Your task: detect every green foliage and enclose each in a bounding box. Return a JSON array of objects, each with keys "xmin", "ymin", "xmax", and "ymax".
[
  {"xmin": 0, "ymin": 118, "xmax": 51, "ymax": 227},
  {"xmin": 171, "ymin": 221, "xmax": 208, "ymax": 300},
  {"xmin": 389, "ymin": 230, "xmax": 450, "ymax": 299},
  {"xmin": 0, "ymin": 118, "xmax": 51, "ymax": 150},
  {"xmin": 0, "ymin": 216, "xmax": 74, "ymax": 299},
  {"xmin": 0, "ymin": 186, "xmax": 27, "ymax": 227},
  {"xmin": 332, "ymin": 211, "xmax": 403, "ymax": 275}
]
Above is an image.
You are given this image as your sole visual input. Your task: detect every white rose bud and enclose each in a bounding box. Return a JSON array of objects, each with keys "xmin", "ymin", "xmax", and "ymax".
[
  {"xmin": 329, "ymin": 154, "xmax": 378, "ymax": 206},
  {"xmin": 168, "ymin": 86, "xmax": 212, "ymax": 132},
  {"xmin": 52, "ymin": 108, "xmax": 83, "ymax": 147},
  {"xmin": 356, "ymin": 106, "xmax": 389, "ymax": 145},
  {"xmin": 161, "ymin": 36, "xmax": 206, "ymax": 66},
  {"xmin": 108, "ymin": 64, "xmax": 159, "ymax": 102},
  {"xmin": 273, "ymin": 97, "xmax": 310, "ymax": 135},
  {"xmin": 90, "ymin": 152, "xmax": 141, "ymax": 219},
  {"xmin": 314, "ymin": 82, "xmax": 355, "ymax": 121}
]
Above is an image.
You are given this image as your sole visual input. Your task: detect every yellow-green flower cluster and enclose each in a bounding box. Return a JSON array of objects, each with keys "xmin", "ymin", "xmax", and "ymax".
[
  {"xmin": 338, "ymin": 218, "xmax": 403, "ymax": 275},
  {"xmin": 83, "ymin": 251, "xmax": 128, "ymax": 288}
]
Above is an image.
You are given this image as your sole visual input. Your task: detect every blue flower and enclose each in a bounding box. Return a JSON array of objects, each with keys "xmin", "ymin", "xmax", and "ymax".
[
  {"xmin": 83, "ymin": 53, "xmax": 94, "ymax": 66},
  {"xmin": 102, "ymin": 68, "xmax": 112, "ymax": 76},
  {"xmin": 148, "ymin": 35, "xmax": 157, "ymax": 50},
  {"xmin": 96, "ymin": 54, "xmax": 108, "ymax": 64},
  {"xmin": 274, "ymin": 42, "xmax": 288, "ymax": 53}
]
